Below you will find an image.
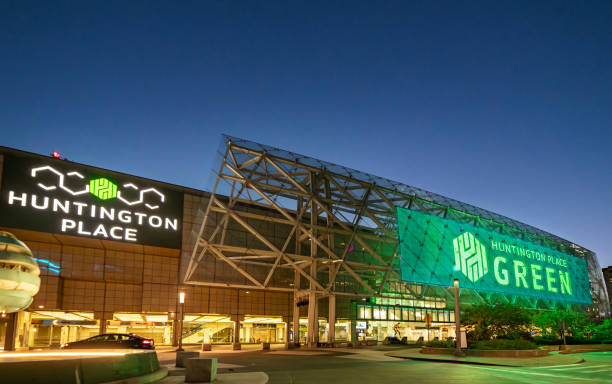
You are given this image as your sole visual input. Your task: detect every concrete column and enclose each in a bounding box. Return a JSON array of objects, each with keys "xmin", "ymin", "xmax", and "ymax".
[
  {"xmin": 283, "ymin": 316, "xmax": 292, "ymax": 348},
  {"xmin": 350, "ymin": 303, "xmax": 358, "ymax": 344},
  {"xmin": 292, "ymin": 296, "xmax": 300, "ymax": 346},
  {"xmin": 328, "ymin": 294, "xmax": 336, "ymax": 346},
  {"xmin": 3, "ymin": 312, "xmax": 19, "ymax": 351},
  {"xmin": 95, "ymin": 311, "xmax": 107, "ymax": 335},
  {"xmin": 307, "ymin": 290, "xmax": 317, "ymax": 347},
  {"xmin": 231, "ymin": 315, "xmax": 243, "ymax": 350}
]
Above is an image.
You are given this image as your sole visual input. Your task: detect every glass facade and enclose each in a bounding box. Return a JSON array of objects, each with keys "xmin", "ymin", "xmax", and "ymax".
[{"xmin": 0, "ymin": 138, "xmax": 608, "ymax": 351}]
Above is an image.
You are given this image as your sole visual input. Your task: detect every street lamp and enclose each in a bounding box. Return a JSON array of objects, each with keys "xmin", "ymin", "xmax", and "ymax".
[
  {"xmin": 453, "ymin": 279, "xmax": 463, "ymax": 356},
  {"xmin": 177, "ymin": 292, "xmax": 185, "ymax": 352}
]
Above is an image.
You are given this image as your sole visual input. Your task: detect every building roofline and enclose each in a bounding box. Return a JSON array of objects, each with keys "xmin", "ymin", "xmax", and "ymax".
[{"xmin": 0, "ymin": 145, "xmax": 210, "ymax": 198}]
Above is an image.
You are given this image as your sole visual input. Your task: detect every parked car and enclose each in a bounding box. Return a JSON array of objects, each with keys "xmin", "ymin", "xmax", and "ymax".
[{"xmin": 60, "ymin": 333, "xmax": 154, "ymax": 350}]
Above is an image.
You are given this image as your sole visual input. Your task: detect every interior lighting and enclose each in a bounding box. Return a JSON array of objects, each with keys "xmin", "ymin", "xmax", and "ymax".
[
  {"xmin": 0, "ymin": 352, "xmax": 127, "ymax": 358},
  {"xmin": 179, "ymin": 292, "xmax": 185, "ymax": 304}
]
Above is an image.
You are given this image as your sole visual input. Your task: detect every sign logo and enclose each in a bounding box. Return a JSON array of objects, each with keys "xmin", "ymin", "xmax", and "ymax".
[
  {"xmin": 453, "ymin": 232, "xmax": 488, "ymax": 282},
  {"xmin": 0, "ymin": 155, "xmax": 183, "ymax": 248},
  {"xmin": 89, "ymin": 177, "xmax": 117, "ymax": 200}
]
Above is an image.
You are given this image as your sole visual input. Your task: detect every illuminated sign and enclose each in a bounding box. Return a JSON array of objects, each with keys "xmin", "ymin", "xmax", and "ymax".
[
  {"xmin": 0, "ymin": 154, "xmax": 183, "ymax": 248},
  {"xmin": 397, "ymin": 207, "xmax": 592, "ymax": 304},
  {"xmin": 356, "ymin": 321, "xmax": 367, "ymax": 329}
]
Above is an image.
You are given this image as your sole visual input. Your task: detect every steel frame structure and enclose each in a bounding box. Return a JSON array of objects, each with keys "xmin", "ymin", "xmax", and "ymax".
[{"xmin": 184, "ymin": 136, "xmax": 610, "ymax": 317}]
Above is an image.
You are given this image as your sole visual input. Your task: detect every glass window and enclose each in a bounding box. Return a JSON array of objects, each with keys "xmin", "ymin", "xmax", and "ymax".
[
  {"xmin": 409, "ymin": 309, "xmax": 415, "ymax": 321},
  {"xmin": 432, "ymin": 311, "xmax": 439, "ymax": 322},
  {"xmin": 415, "ymin": 310, "xmax": 423, "ymax": 321},
  {"xmin": 373, "ymin": 308, "xmax": 380, "ymax": 320},
  {"xmin": 389, "ymin": 308, "xmax": 400, "ymax": 321},
  {"xmin": 450, "ymin": 312, "xmax": 455, "ymax": 322},
  {"xmin": 402, "ymin": 309, "xmax": 409, "ymax": 321},
  {"xmin": 380, "ymin": 308, "xmax": 387, "ymax": 320}
]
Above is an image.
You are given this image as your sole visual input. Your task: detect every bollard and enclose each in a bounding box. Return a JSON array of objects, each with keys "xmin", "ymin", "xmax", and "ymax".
[
  {"xmin": 185, "ymin": 357, "xmax": 217, "ymax": 383},
  {"xmin": 176, "ymin": 351, "xmax": 200, "ymax": 368}
]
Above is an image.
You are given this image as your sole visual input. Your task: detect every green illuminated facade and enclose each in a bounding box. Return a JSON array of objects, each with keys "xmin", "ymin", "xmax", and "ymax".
[{"xmin": 397, "ymin": 208, "xmax": 592, "ymax": 304}]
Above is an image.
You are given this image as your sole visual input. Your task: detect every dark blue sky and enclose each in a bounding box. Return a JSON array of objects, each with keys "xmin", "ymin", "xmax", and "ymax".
[{"xmin": 1, "ymin": 1, "xmax": 611, "ymax": 267}]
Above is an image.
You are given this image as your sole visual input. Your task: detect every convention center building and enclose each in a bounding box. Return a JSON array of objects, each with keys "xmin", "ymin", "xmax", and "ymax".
[{"xmin": 0, "ymin": 136, "xmax": 609, "ymax": 350}]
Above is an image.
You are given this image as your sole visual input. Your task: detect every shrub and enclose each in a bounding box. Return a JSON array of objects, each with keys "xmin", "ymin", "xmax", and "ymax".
[
  {"xmin": 424, "ymin": 340, "xmax": 454, "ymax": 349},
  {"xmin": 533, "ymin": 335, "xmax": 560, "ymax": 345},
  {"xmin": 471, "ymin": 339, "xmax": 538, "ymax": 350}
]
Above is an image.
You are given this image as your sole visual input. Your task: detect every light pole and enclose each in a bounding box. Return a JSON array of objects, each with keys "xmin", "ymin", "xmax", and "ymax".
[
  {"xmin": 177, "ymin": 291, "xmax": 185, "ymax": 352},
  {"xmin": 453, "ymin": 279, "xmax": 463, "ymax": 356}
]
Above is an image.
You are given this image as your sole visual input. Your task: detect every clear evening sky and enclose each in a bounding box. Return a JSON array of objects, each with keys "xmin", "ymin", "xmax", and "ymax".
[{"xmin": 1, "ymin": 1, "xmax": 611, "ymax": 267}]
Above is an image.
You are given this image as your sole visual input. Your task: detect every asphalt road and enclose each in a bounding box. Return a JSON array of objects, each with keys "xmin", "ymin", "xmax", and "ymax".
[{"xmin": 157, "ymin": 348, "xmax": 612, "ymax": 384}]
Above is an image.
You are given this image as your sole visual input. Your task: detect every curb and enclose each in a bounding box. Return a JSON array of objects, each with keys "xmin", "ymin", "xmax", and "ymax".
[
  {"xmin": 102, "ymin": 367, "xmax": 169, "ymax": 384},
  {"xmin": 385, "ymin": 352, "xmax": 585, "ymax": 368},
  {"xmin": 387, "ymin": 354, "xmax": 521, "ymax": 367}
]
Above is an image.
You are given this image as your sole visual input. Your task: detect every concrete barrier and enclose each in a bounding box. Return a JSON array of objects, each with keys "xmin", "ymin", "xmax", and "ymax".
[
  {"xmin": 185, "ymin": 357, "xmax": 217, "ymax": 383},
  {"xmin": 560, "ymin": 344, "xmax": 612, "ymax": 351},
  {"xmin": 0, "ymin": 351, "xmax": 160, "ymax": 384},
  {"xmin": 176, "ymin": 351, "xmax": 200, "ymax": 368}
]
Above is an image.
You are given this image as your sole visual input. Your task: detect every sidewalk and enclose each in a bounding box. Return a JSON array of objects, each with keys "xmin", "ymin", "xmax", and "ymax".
[{"xmin": 385, "ymin": 349, "xmax": 584, "ymax": 367}]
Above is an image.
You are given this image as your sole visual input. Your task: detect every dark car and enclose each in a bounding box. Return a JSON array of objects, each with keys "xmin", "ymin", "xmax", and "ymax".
[{"xmin": 60, "ymin": 333, "xmax": 155, "ymax": 350}]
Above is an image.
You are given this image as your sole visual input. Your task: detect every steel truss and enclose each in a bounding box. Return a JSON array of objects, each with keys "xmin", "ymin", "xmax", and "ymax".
[{"xmin": 184, "ymin": 136, "xmax": 610, "ymax": 316}]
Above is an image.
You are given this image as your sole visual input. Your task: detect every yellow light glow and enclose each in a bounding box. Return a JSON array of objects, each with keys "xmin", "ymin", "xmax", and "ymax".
[
  {"xmin": 179, "ymin": 292, "xmax": 185, "ymax": 304},
  {"xmin": 144, "ymin": 315, "xmax": 168, "ymax": 322},
  {"xmin": 113, "ymin": 313, "xmax": 144, "ymax": 322},
  {"xmin": 194, "ymin": 315, "xmax": 231, "ymax": 323},
  {"xmin": 243, "ymin": 316, "xmax": 283, "ymax": 324},
  {"xmin": 31, "ymin": 311, "xmax": 95, "ymax": 321},
  {"xmin": 0, "ymin": 352, "xmax": 127, "ymax": 358}
]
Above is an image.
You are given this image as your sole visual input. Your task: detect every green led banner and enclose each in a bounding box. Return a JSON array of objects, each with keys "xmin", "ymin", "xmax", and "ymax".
[{"xmin": 397, "ymin": 207, "xmax": 592, "ymax": 304}]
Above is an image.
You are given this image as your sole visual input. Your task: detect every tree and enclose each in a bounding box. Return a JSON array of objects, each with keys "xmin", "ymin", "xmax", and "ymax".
[
  {"xmin": 463, "ymin": 303, "xmax": 532, "ymax": 342},
  {"xmin": 532, "ymin": 309, "xmax": 589, "ymax": 344}
]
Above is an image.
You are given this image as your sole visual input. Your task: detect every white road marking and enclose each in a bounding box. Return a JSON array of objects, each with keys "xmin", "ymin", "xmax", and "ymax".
[
  {"xmin": 546, "ymin": 364, "xmax": 609, "ymax": 371},
  {"xmin": 468, "ymin": 365, "xmax": 593, "ymax": 381}
]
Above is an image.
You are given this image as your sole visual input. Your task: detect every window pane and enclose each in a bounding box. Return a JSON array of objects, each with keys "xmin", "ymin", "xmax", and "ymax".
[{"xmin": 415, "ymin": 310, "xmax": 423, "ymax": 321}]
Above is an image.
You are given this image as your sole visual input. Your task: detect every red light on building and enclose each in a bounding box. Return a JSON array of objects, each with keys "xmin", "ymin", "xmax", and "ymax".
[{"xmin": 51, "ymin": 151, "xmax": 63, "ymax": 159}]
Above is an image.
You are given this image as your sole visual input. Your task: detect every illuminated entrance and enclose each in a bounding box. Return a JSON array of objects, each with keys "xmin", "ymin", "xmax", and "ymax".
[
  {"xmin": 182, "ymin": 315, "xmax": 234, "ymax": 344},
  {"xmin": 106, "ymin": 313, "xmax": 173, "ymax": 345},
  {"xmin": 29, "ymin": 311, "xmax": 99, "ymax": 347}
]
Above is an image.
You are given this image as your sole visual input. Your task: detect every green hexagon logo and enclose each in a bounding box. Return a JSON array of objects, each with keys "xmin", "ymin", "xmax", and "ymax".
[
  {"xmin": 89, "ymin": 177, "xmax": 117, "ymax": 200},
  {"xmin": 453, "ymin": 232, "xmax": 488, "ymax": 282}
]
